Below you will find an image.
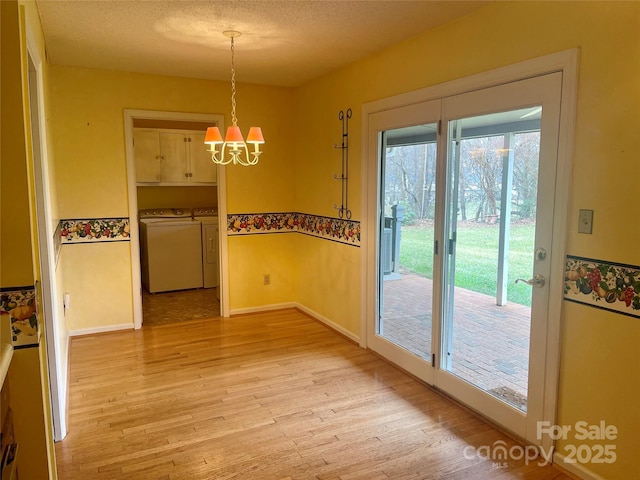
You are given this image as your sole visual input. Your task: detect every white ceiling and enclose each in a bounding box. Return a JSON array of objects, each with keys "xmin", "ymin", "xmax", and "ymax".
[{"xmin": 35, "ymin": 0, "xmax": 489, "ymax": 88}]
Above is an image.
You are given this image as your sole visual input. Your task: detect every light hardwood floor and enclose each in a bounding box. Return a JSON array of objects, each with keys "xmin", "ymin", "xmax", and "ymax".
[{"xmin": 56, "ymin": 309, "xmax": 571, "ymax": 479}]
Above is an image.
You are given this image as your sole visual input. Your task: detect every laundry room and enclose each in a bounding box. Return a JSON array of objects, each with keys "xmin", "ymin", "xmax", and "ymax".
[{"xmin": 133, "ymin": 117, "xmax": 221, "ymax": 325}]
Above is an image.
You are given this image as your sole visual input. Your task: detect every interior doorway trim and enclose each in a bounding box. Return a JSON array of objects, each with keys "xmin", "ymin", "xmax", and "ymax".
[
  {"xmin": 361, "ymin": 49, "xmax": 578, "ymax": 447},
  {"xmin": 25, "ymin": 19, "xmax": 67, "ymax": 441},
  {"xmin": 123, "ymin": 109, "xmax": 227, "ymax": 328}
]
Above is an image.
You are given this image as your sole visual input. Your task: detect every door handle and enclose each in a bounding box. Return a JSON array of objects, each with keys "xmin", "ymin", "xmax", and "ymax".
[{"xmin": 515, "ymin": 274, "xmax": 545, "ymax": 288}]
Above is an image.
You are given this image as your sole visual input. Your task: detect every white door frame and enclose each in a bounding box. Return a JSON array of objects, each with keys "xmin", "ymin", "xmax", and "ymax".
[
  {"xmin": 123, "ymin": 109, "xmax": 228, "ymax": 328},
  {"xmin": 361, "ymin": 49, "xmax": 578, "ymax": 448},
  {"xmin": 26, "ymin": 25, "xmax": 68, "ymax": 440}
]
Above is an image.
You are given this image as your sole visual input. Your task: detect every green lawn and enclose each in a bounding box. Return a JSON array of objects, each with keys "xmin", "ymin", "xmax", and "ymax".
[{"xmin": 398, "ymin": 223, "xmax": 535, "ymax": 307}]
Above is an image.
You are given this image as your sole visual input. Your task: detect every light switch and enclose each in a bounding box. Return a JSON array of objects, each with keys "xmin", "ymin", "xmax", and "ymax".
[{"xmin": 578, "ymin": 209, "xmax": 593, "ymax": 234}]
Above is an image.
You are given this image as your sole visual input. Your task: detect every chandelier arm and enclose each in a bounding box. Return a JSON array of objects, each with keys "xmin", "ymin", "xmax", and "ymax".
[{"xmin": 210, "ymin": 150, "xmax": 234, "ymax": 166}]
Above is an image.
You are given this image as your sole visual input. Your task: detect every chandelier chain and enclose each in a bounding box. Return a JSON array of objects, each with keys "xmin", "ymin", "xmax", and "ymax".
[{"xmin": 230, "ymin": 36, "xmax": 238, "ymax": 127}]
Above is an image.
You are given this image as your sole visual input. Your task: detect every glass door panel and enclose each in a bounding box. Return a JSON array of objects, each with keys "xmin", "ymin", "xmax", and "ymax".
[
  {"xmin": 367, "ymin": 97, "xmax": 442, "ymax": 385},
  {"xmin": 442, "ymin": 109, "xmax": 541, "ymax": 412},
  {"xmin": 379, "ymin": 124, "xmax": 438, "ymax": 361}
]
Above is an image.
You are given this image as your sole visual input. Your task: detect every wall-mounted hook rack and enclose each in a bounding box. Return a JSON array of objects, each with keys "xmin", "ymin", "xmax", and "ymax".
[{"xmin": 333, "ymin": 108, "xmax": 352, "ymax": 219}]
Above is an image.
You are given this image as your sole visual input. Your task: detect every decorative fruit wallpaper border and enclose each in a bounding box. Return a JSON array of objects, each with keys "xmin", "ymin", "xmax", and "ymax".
[
  {"xmin": 0, "ymin": 286, "xmax": 40, "ymax": 348},
  {"xmin": 60, "ymin": 218, "xmax": 130, "ymax": 243},
  {"xmin": 54, "ymin": 220, "xmax": 62, "ymax": 261},
  {"xmin": 564, "ymin": 255, "xmax": 640, "ymax": 318},
  {"xmin": 58, "ymin": 214, "xmax": 360, "ymax": 246},
  {"xmin": 227, "ymin": 212, "xmax": 360, "ymax": 246}
]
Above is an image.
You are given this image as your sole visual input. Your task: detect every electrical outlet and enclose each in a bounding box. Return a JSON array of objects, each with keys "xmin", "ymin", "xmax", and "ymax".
[
  {"xmin": 263, "ymin": 274, "xmax": 270, "ymax": 285},
  {"xmin": 578, "ymin": 209, "xmax": 593, "ymax": 234}
]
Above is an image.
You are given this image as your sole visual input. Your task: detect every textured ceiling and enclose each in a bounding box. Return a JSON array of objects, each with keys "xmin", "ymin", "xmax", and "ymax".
[{"xmin": 35, "ymin": 0, "xmax": 489, "ymax": 88}]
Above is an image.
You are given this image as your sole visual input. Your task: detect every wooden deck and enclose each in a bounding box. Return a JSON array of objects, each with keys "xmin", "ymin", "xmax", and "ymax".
[{"xmin": 55, "ymin": 309, "xmax": 569, "ymax": 479}]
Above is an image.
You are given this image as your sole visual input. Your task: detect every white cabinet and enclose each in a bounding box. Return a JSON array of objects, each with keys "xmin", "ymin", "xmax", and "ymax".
[
  {"xmin": 133, "ymin": 128, "xmax": 217, "ymax": 185},
  {"xmin": 133, "ymin": 129, "xmax": 163, "ymax": 182},
  {"xmin": 187, "ymin": 132, "xmax": 217, "ymax": 184}
]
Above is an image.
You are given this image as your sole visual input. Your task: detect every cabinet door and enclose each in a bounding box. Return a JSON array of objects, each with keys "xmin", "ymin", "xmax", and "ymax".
[
  {"xmin": 188, "ymin": 133, "xmax": 217, "ymax": 184},
  {"xmin": 133, "ymin": 130, "xmax": 161, "ymax": 182},
  {"xmin": 159, "ymin": 132, "xmax": 188, "ymax": 183}
]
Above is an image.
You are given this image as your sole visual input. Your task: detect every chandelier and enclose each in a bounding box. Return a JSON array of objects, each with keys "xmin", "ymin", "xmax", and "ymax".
[{"xmin": 205, "ymin": 31, "xmax": 264, "ymax": 166}]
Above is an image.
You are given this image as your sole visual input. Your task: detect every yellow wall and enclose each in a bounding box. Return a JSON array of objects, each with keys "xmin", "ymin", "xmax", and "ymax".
[
  {"xmin": 137, "ymin": 185, "xmax": 217, "ymax": 210},
  {"xmin": 294, "ymin": 1, "xmax": 639, "ymax": 478},
  {"xmin": 1, "ymin": 0, "xmax": 34, "ymax": 288},
  {"xmin": 60, "ymin": 243, "xmax": 135, "ymax": 331},
  {"xmin": 227, "ymin": 234, "xmax": 297, "ymax": 310},
  {"xmin": 558, "ymin": 303, "xmax": 639, "ymax": 477},
  {"xmin": 7, "ymin": 348, "xmax": 53, "ymax": 479},
  {"xmin": 50, "ymin": 66, "xmax": 295, "ymax": 218},
  {"xmin": 295, "ymin": 235, "xmax": 360, "ymax": 335},
  {"xmin": 49, "ymin": 65, "xmax": 297, "ymax": 321}
]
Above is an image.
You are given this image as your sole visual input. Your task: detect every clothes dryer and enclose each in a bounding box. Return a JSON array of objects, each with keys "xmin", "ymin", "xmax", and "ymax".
[{"xmin": 193, "ymin": 207, "xmax": 219, "ymax": 288}]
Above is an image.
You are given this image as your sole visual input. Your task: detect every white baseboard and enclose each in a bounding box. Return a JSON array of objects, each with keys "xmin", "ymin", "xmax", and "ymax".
[
  {"xmin": 68, "ymin": 323, "xmax": 133, "ymax": 337},
  {"xmin": 227, "ymin": 302, "xmax": 360, "ymax": 345},
  {"xmin": 295, "ymin": 303, "xmax": 360, "ymax": 344},
  {"xmin": 229, "ymin": 302, "xmax": 297, "ymax": 316},
  {"xmin": 553, "ymin": 451, "xmax": 607, "ymax": 480}
]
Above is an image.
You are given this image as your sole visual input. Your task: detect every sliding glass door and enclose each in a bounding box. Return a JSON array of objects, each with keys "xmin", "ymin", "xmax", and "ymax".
[{"xmin": 367, "ymin": 72, "xmax": 563, "ymax": 443}]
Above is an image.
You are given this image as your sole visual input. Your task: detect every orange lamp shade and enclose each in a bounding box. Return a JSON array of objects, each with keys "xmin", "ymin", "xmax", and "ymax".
[
  {"xmin": 204, "ymin": 127, "xmax": 223, "ymax": 144},
  {"xmin": 246, "ymin": 127, "xmax": 265, "ymax": 144},
  {"xmin": 225, "ymin": 126, "xmax": 245, "ymax": 143}
]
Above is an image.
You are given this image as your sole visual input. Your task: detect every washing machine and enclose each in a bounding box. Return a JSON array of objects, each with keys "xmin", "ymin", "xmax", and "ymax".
[
  {"xmin": 193, "ymin": 207, "xmax": 219, "ymax": 288},
  {"xmin": 139, "ymin": 208, "xmax": 203, "ymax": 293}
]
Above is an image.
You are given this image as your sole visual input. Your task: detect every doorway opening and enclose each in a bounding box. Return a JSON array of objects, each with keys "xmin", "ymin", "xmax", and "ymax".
[{"xmin": 123, "ymin": 110, "xmax": 228, "ymax": 328}]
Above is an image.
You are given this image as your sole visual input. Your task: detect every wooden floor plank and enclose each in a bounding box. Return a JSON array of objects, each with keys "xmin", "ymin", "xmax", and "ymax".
[{"xmin": 56, "ymin": 309, "xmax": 571, "ymax": 479}]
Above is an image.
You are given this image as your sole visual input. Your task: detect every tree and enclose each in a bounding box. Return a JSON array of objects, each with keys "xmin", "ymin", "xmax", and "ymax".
[
  {"xmin": 384, "ymin": 131, "xmax": 540, "ymax": 224},
  {"xmin": 460, "ymin": 136, "xmax": 503, "ymax": 222},
  {"xmin": 513, "ymin": 132, "xmax": 540, "ymax": 220},
  {"xmin": 384, "ymin": 143, "xmax": 436, "ymax": 222}
]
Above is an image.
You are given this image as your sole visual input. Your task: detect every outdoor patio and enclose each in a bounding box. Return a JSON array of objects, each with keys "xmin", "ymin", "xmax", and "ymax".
[{"xmin": 382, "ymin": 271, "xmax": 531, "ymax": 410}]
